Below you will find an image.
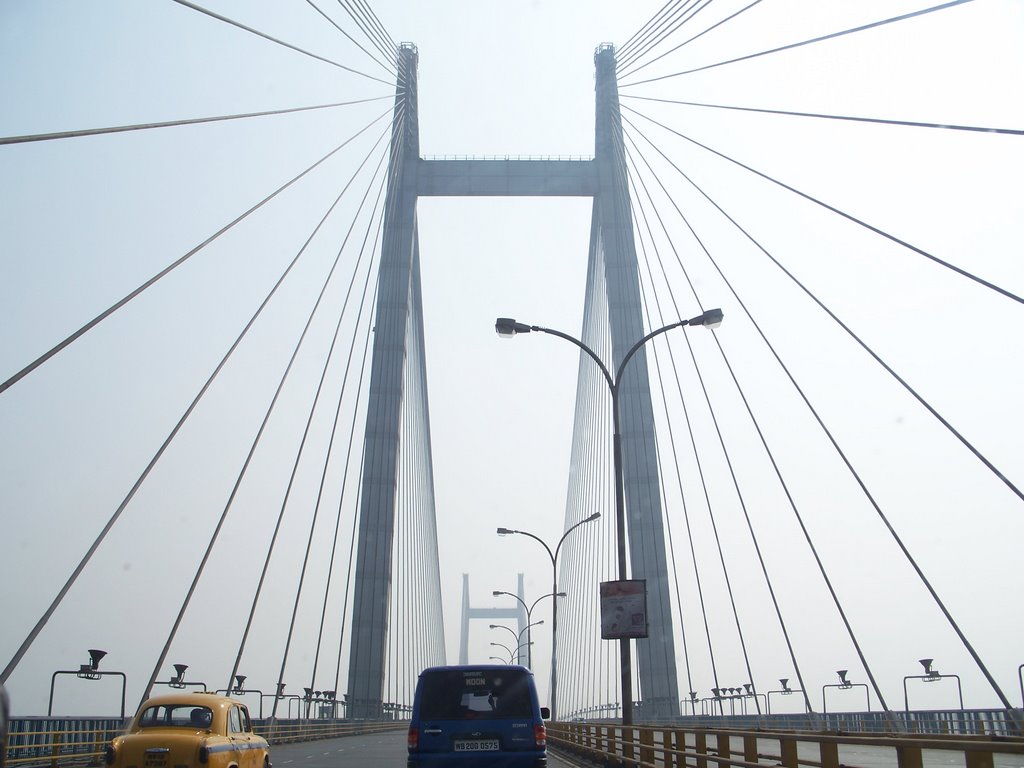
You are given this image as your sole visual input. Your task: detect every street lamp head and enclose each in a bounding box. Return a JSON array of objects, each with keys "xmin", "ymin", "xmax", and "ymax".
[
  {"xmin": 496, "ymin": 527, "xmax": 514, "ymax": 535},
  {"xmin": 584, "ymin": 512, "xmax": 601, "ymax": 523},
  {"xmin": 495, "ymin": 318, "xmax": 534, "ymax": 337},
  {"xmin": 685, "ymin": 308, "xmax": 724, "ymax": 329},
  {"xmin": 493, "ymin": 590, "xmax": 509, "ymax": 597},
  {"xmin": 88, "ymin": 649, "xmax": 107, "ymax": 670},
  {"xmin": 556, "ymin": 591, "xmax": 567, "ymax": 597}
]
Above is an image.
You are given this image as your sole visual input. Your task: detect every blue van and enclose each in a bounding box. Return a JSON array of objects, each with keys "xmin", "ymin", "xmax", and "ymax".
[{"xmin": 407, "ymin": 664, "xmax": 549, "ymax": 767}]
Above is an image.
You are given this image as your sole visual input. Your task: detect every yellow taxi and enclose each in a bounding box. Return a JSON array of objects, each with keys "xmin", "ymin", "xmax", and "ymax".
[{"xmin": 105, "ymin": 693, "xmax": 270, "ymax": 768}]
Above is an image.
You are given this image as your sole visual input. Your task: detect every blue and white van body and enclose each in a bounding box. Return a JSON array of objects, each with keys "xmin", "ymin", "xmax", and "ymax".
[{"xmin": 407, "ymin": 664, "xmax": 549, "ymax": 767}]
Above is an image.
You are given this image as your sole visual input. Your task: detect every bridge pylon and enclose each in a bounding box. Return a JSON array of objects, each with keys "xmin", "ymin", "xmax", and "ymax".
[{"xmin": 345, "ymin": 42, "xmax": 679, "ymax": 720}]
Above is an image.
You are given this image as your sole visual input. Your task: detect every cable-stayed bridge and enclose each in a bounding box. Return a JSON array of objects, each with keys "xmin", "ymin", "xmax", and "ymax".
[{"xmin": 1, "ymin": 0, "xmax": 1022, "ymax": 736}]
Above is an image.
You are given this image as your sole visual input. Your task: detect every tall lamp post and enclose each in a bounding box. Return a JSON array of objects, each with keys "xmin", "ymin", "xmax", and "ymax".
[
  {"xmin": 493, "ymin": 591, "xmax": 564, "ymax": 670},
  {"xmin": 496, "ymin": 308, "xmax": 724, "ymax": 725},
  {"xmin": 491, "ymin": 622, "xmax": 543, "ymax": 666},
  {"xmin": 497, "ymin": 511, "xmax": 600, "ymax": 721}
]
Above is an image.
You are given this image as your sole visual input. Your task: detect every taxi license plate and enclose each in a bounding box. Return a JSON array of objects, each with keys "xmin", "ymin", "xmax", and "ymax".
[{"xmin": 454, "ymin": 739, "xmax": 499, "ymax": 752}]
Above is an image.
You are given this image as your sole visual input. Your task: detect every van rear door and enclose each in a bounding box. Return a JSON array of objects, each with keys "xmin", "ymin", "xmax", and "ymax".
[{"xmin": 413, "ymin": 667, "xmax": 540, "ymax": 757}]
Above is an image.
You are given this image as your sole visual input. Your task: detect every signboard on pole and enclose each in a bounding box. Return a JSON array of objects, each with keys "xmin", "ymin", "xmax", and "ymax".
[{"xmin": 600, "ymin": 579, "xmax": 648, "ymax": 639}]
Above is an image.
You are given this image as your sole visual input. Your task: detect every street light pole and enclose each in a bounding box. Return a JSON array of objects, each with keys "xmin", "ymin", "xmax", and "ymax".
[
  {"xmin": 497, "ymin": 512, "xmax": 600, "ymax": 721},
  {"xmin": 496, "ymin": 308, "xmax": 723, "ymax": 725},
  {"xmin": 490, "ymin": 622, "xmax": 544, "ymax": 665},
  {"xmin": 492, "ymin": 591, "xmax": 560, "ymax": 669}
]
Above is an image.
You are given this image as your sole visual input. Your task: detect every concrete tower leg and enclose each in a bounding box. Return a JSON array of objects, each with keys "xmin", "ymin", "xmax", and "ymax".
[
  {"xmin": 592, "ymin": 44, "xmax": 680, "ymax": 720},
  {"xmin": 346, "ymin": 44, "xmax": 421, "ymax": 720}
]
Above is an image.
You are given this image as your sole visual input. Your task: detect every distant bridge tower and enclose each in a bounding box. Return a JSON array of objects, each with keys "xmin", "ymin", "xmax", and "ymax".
[
  {"xmin": 345, "ymin": 43, "xmax": 679, "ymax": 719},
  {"xmin": 459, "ymin": 573, "xmax": 526, "ymax": 664}
]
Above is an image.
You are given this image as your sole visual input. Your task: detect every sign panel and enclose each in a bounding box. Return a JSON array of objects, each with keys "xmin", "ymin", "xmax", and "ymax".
[{"xmin": 600, "ymin": 579, "xmax": 648, "ymax": 639}]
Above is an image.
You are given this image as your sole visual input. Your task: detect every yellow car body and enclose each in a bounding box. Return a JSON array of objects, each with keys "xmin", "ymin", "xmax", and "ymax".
[{"xmin": 106, "ymin": 693, "xmax": 270, "ymax": 768}]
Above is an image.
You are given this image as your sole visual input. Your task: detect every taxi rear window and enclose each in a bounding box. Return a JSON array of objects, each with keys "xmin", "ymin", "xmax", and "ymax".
[
  {"xmin": 138, "ymin": 705, "xmax": 213, "ymax": 728},
  {"xmin": 419, "ymin": 669, "xmax": 532, "ymax": 720}
]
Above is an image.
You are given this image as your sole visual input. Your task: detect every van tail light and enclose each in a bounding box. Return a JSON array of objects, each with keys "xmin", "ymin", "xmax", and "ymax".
[
  {"xmin": 407, "ymin": 727, "xmax": 419, "ymax": 751},
  {"xmin": 534, "ymin": 723, "xmax": 547, "ymax": 747}
]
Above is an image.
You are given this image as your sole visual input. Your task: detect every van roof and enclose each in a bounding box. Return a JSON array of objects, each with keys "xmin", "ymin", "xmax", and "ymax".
[{"xmin": 418, "ymin": 664, "xmax": 532, "ymax": 675}]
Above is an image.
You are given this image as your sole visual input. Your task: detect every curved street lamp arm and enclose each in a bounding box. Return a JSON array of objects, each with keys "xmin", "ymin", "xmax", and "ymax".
[
  {"xmin": 614, "ymin": 310, "xmax": 722, "ymax": 395},
  {"xmin": 533, "ymin": 326, "xmax": 615, "ymax": 394},
  {"xmin": 529, "ymin": 593, "xmax": 560, "ymax": 614},
  {"xmin": 490, "ymin": 641, "xmax": 514, "ymax": 656},
  {"xmin": 614, "ymin": 319, "xmax": 688, "ymax": 390},
  {"xmin": 490, "ymin": 624, "xmax": 518, "ymax": 643},
  {"xmin": 554, "ymin": 513, "xmax": 601, "ymax": 562},
  {"xmin": 511, "ymin": 529, "xmax": 555, "ymax": 567},
  {"xmin": 495, "ymin": 590, "xmax": 530, "ymax": 614}
]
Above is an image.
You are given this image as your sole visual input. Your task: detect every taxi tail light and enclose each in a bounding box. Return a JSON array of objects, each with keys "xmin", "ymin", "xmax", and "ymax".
[
  {"xmin": 407, "ymin": 727, "xmax": 419, "ymax": 751},
  {"xmin": 103, "ymin": 746, "xmax": 116, "ymax": 765},
  {"xmin": 198, "ymin": 746, "xmax": 210, "ymax": 764},
  {"xmin": 534, "ymin": 723, "xmax": 547, "ymax": 747}
]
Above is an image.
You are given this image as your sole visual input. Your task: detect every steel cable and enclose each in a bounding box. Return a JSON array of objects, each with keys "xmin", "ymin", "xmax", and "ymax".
[
  {"xmin": 303, "ymin": 0, "xmax": 397, "ymax": 77},
  {"xmin": 0, "ymin": 106, "xmax": 392, "ymax": 395},
  {"xmin": 615, "ymin": 0, "xmax": 716, "ymax": 75},
  {"xmin": 617, "ymin": 0, "xmax": 766, "ymax": 81},
  {"xmin": 621, "ymin": 94, "xmax": 1024, "ymax": 136},
  {"xmin": 623, "ymin": 113, "xmax": 1017, "ymax": 714},
  {"xmin": 0, "ymin": 108, "xmax": 393, "ymax": 685},
  {"xmin": 619, "ymin": 0, "xmax": 976, "ymax": 88},
  {"xmin": 0, "ymin": 97, "xmax": 393, "ymax": 146},
  {"xmin": 227, "ymin": 125, "xmax": 392, "ymax": 693},
  {"xmin": 621, "ymin": 106, "xmax": 1024, "ymax": 499},
  {"xmin": 170, "ymin": 0, "xmax": 394, "ymax": 85},
  {"xmin": 146, "ymin": 119, "xmax": 392, "ymax": 712}
]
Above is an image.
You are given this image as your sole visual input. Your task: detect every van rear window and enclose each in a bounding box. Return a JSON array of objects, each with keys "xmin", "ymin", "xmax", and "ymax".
[{"xmin": 418, "ymin": 669, "xmax": 532, "ymax": 720}]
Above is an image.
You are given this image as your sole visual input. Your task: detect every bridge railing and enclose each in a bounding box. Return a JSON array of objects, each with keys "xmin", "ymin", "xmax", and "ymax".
[
  {"xmin": 628, "ymin": 709, "xmax": 1022, "ymax": 737},
  {"xmin": 1, "ymin": 718, "xmax": 405, "ymax": 768},
  {"xmin": 548, "ymin": 721, "xmax": 1024, "ymax": 768}
]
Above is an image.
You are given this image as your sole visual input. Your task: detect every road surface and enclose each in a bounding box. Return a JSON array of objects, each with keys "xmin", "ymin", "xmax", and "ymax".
[{"xmin": 270, "ymin": 729, "xmax": 584, "ymax": 767}]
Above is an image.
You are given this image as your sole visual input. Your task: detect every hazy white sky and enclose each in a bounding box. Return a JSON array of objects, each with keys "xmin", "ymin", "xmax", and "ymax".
[{"xmin": 1, "ymin": 0, "xmax": 1022, "ymax": 719}]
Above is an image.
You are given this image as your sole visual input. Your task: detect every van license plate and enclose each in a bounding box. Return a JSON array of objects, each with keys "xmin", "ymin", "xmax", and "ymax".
[{"xmin": 454, "ymin": 739, "xmax": 499, "ymax": 751}]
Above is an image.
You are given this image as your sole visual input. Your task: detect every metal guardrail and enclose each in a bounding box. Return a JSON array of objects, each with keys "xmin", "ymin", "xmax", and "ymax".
[
  {"xmin": 2, "ymin": 718, "xmax": 405, "ymax": 768},
  {"xmin": 549, "ymin": 721, "xmax": 1024, "ymax": 768}
]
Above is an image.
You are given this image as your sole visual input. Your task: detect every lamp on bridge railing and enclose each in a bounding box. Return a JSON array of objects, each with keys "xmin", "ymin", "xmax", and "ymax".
[
  {"xmin": 904, "ymin": 658, "xmax": 964, "ymax": 714},
  {"xmin": 823, "ymin": 669, "xmax": 871, "ymax": 715},
  {"xmin": 496, "ymin": 309, "xmax": 723, "ymax": 726},
  {"xmin": 217, "ymin": 675, "xmax": 265, "ymax": 718},
  {"xmin": 49, "ymin": 649, "xmax": 127, "ymax": 718},
  {"xmin": 920, "ymin": 658, "xmax": 940, "ymax": 680},
  {"xmin": 681, "ymin": 691, "xmax": 699, "ymax": 716},
  {"xmin": 170, "ymin": 664, "xmax": 189, "ymax": 689},
  {"xmin": 770, "ymin": 675, "xmax": 806, "ymax": 720},
  {"xmin": 77, "ymin": 649, "xmax": 106, "ymax": 680}
]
